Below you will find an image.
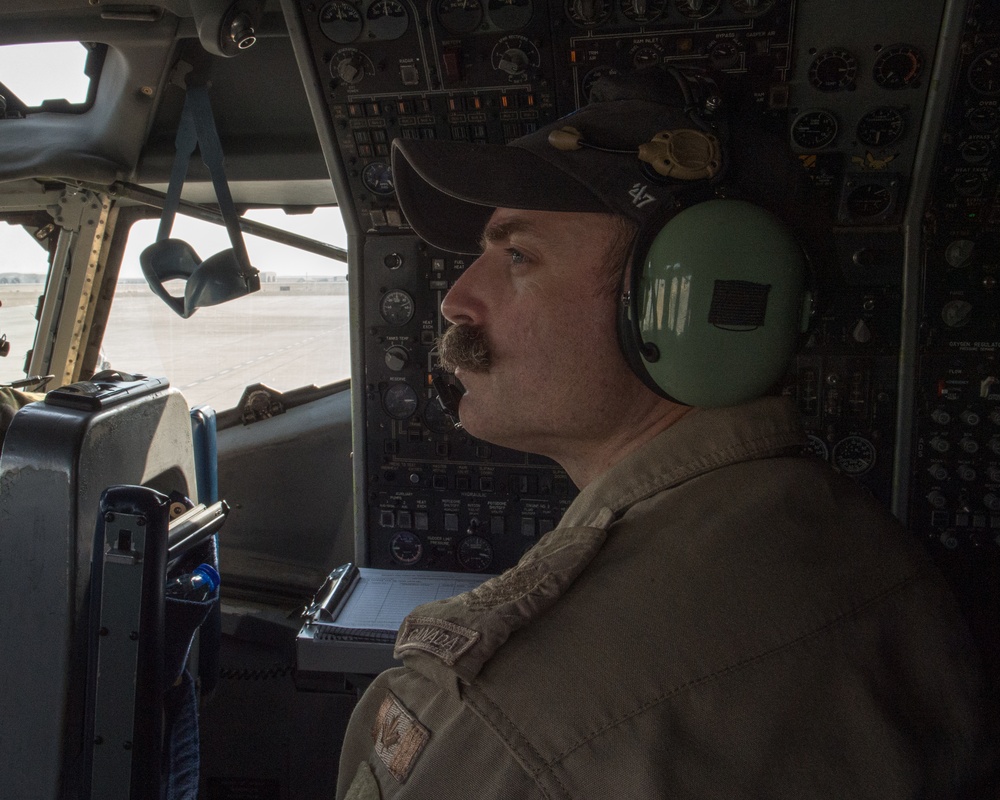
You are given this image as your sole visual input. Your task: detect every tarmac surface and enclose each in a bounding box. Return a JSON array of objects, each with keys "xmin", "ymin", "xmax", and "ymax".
[{"xmin": 1, "ymin": 284, "xmax": 352, "ymax": 411}]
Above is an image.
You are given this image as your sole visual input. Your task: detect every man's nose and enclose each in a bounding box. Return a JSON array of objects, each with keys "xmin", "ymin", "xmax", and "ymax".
[{"xmin": 440, "ymin": 254, "xmax": 484, "ymax": 325}]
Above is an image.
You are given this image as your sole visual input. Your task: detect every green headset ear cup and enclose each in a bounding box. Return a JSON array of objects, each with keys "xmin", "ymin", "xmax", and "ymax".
[{"xmin": 624, "ymin": 199, "xmax": 807, "ymax": 408}]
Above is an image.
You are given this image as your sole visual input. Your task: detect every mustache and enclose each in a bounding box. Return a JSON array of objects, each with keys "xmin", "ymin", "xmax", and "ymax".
[{"xmin": 438, "ymin": 324, "xmax": 492, "ymax": 373}]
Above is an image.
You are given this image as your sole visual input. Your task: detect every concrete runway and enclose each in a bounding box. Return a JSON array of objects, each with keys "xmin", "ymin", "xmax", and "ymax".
[{"xmin": 1, "ymin": 284, "xmax": 352, "ymax": 411}]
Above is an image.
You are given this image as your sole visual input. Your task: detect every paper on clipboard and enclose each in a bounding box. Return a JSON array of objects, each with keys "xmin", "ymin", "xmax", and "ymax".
[{"xmin": 314, "ymin": 567, "xmax": 495, "ymax": 633}]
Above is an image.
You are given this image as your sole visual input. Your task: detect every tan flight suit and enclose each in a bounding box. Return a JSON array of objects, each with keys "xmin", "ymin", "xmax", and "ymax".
[{"xmin": 337, "ymin": 397, "xmax": 987, "ymax": 799}]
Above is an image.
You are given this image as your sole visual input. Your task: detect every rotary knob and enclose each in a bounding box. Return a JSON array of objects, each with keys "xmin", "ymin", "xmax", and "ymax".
[
  {"xmin": 929, "ymin": 436, "xmax": 950, "ymax": 453},
  {"xmin": 927, "ymin": 490, "xmax": 948, "ymax": 509},
  {"xmin": 332, "ymin": 51, "xmax": 368, "ymax": 84},
  {"xmin": 496, "ymin": 47, "xmax": 529, "ymax": 76},
  {"xmin": 384, "ymin": 346, "xmax": 409, "ymax": 371}
]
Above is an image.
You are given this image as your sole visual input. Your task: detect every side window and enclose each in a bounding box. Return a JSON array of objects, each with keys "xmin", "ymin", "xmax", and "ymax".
[
  {"xmin": 0, "ymin": 222, "xmax": 47, "ymax": 386},
  {"xmin": 103, "ymin": 207, "xmax": 349, "ymax": 411}
]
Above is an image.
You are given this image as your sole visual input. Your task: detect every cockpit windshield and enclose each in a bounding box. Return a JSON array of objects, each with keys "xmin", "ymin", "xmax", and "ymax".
[{"xmin": 0, "ymin": 41, "xmax": 99, "ymax": 115}]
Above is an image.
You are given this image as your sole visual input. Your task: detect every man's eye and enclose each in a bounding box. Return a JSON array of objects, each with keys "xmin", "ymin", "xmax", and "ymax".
[{"xmin": 507, "ymin": 248, "xmax": 526, "ymax": 265}]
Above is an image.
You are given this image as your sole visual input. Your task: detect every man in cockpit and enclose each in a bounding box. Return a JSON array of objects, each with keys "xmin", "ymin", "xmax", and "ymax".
[{"xmin": 336, "ymin": 69, "xmax": 991, "ymax": 799}]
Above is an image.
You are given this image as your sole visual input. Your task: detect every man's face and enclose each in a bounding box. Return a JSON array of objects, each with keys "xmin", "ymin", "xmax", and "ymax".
[{"xmin": 439, "ymin": 207, "xmax": 646, "ymax": 462}]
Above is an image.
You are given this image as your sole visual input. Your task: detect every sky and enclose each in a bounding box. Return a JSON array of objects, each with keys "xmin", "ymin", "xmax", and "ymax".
[{"xmin": 0, "ymin": 41, "xmax": 350, "ymax": 278}]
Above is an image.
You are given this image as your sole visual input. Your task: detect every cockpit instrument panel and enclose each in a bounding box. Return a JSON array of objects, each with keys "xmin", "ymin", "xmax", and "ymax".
[{"xmin": 287, "ymin": 0, "xmax": 999, "ymax": 578}]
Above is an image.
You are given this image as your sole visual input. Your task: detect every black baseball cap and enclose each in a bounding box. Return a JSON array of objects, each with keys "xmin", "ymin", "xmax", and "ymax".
[{"xmin": 391, "ymin": 69, "xmax": 729, "ymax": 255}]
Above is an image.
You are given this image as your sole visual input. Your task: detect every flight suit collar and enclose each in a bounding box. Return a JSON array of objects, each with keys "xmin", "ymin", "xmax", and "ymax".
[{"xmin": 560, "ymin": 395, "xmax": 807, "ymax": 529}]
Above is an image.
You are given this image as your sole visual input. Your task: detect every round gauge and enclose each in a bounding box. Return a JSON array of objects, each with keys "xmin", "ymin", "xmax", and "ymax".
[
  {"xmin": 423, "ymin": 395, "xmax": 457, "ymax": 432},
  {"xmin": 564, "ymin": 0, "xmax": 611, "ymax": 27},
  {"xmin": 366, "ymin": 0, "xmax": 409, "ymax": 40},
  {"xmin": 729, "ymin": 0, "xmax": 774, "ymax": 16},
  {"xmin": 790, "ymin": 109, "xmax": 838, "ymax": 149},
  {"xmin": 362, "ymin": 161, "xmax": 395, "ymax": 195},
  {"xmin": 436, "ymin": 0, "xmax": 484, "ymax": 35},
  {"xmin": 967, "ymin": 105, "xmax": 1000, "ymax": 132},
  {"xmin": 457, "ymin": 535, "xmax": 494, "ymax": 571},
  {"xmin": 832, "ymin": 435, "xmax": 876, "ymax": 475},
  {"xmin": 674, "ymin": 0, "xmax": 720, "ymax": 19},
  {"xmin": 491, "ymin": 35, "xmax": 541, "ymax": 80},
  {"xmin": 804, "ymin": 434, "xmax": 829, "ymax": 461},
  {"xmin": 855, "ymin": 106, "xmax": 905, "ymax": 147},
  {"xmin": 379, "ymin": 289, "xmax": 415, "ymax": 325},
  {"xmin": 873, "ymin": 44, "xmax": 923, "ymax": 89},
  {"xmin": 330, "ymin": 48, "xmax": 373, "ymax": 84},
  {"xmin": 809, "ymin": 48, "xmax": 857, "ymax": 92},
  {"xmin": 944, "ymin": 239, "xmax": 974, "ymax": 268},
  {"xmin": 941, "ymin": 299, "xmax": 973, "ymax": 328},
  {"xmin": 488, "ymin": 0, "xmax": 533, "ymax": 29},
  {"xmin": 959, "ymin": 138, "xmax": 993, "ymax": 164},
  {"xmin": 581, "ymin": 65, "xmax": 619, "ymax": 100},
  {"xmin": 968, "ymin": 48, "xmax": 1000, "ymax": 96},
  {"xmin": 845, "ymin": 183, "xmax": 892, "ymax": 218},
  {"xmin": 620, "ymin": 0, "xmax": 667, "ymax": 23},
  {"xmin": 708, "ymin": 40, "xmax": 741, "ymax": 69},
  {"xmin": 390, "ymin": 530, "xmax": 423, "ymax": 565},
  {"xmin": 383, "ymin": 382, "xmax": 419, "ymax": 419},
  {"xmin": 631, "ymin": 43, "xmax": 664, "ymax": 69},
  {"xmin": 952, "ymin": 171, "xmax": 986, "ymax": 197},
  {"xmin": 319, "ymin": 0, "xmax": 363, "ymax": 43}
]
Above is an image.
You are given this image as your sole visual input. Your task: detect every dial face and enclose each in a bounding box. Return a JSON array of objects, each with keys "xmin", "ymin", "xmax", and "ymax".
[
  {"xmin": 952, "ymin": 171, "xmax": 986, "ymax": 197},
  {"xmin": 457, "ymin": 535, "xmax": 494, "ymax": 571},
  {"xmin": 362, "ymin": 161, "xmax": 395, "ymax": 195},
  {"xmin": 729, "ymin": 0, "xmax": 774, "ymax": 16},
  {"xmin": 581, "ymin": 65, "xmax": 619, "ymax": 100},
  {"xmin": 790, "ymin": 109, "xmax": 838, "ymax": 149},
  {"xmin": 436, "ymin": 0, "xmax": 484, "ymax": 35},
  {"xmin": 491, "ymin": 35, "xmax": 541, "ymax": 80},
  {"xmin": 319, "ymin": 0, "xmax": 363, "ymax": 43},
  {"xmin": 366, "ymin": 0, "xmax": 409, "ymax": 40},
  {"xmin": 488, "ymin": 0, "xmax": 533, "ymax": 29},
  {"xmin": 809, "ymin": 48, "xmax": 857, "ymax": 92},
  {"xmin": 383, "ymin": 382, "xmax": 419, "ymax": 419},
  {"xmin": 564, "ymin": 0, "xmax": 611, "ymax": 27},
  {"xmin": 379, "ymin": 289, "xmax": 415, "ymax": 325},
  {"xmin": 941, "ymin": 299, "xmax": 973, "ymax": 328},
  {"xmin": 873, "ymin": 44, "xmax": 923, "ymax": 89},
  {"xmin": 630, "ymin": 43, "xmax": 664, "ymax": 69},
  {"xmin": 708, "ymin": 39, "xmax": 741, "ymax": 69},
  {"xmin": 944, "ymin": 239, "xmax": 975, "ymax": 268},
  {"xmin": 845, "ymin": 183, "xmax": 892, "ymax": 218},
  {"xmin": 967, "ymin": 104, "xmax": 1000, "ymax": 132},
  {"xmin": 855, "ymin": 106, "xmax": 905, "ymax": 147},
  {"xmin": 330, "ymin": 48, "xmax": 372, "ymax": 84},
  {"xmin": 673, "ymin": 0, "xmax": 720, "ymax": 19},
  {"xmin": 390, "ymin": 530, "xmax": 423, "ymax": 565},
  {"xmin": 959, "ymin": 138, "xmax": 992, "ymax": 164},
  {"xmin": 968, "ymin": 48, "xmax": 1000, "ymax": 96},
  {"xmin": 804, "ymin": 434, "xmax": 829, "ymax": 461},
  {"xmin": 619, "ymin": 0, "xmax": 667, "ymax": 23},
  {"xmin": 832, "ymin": 435, "xmax": 876, "ymax": 475},
  {"xmin": 423, "ymin": 395, "xmax": 456, "ymax": 432}
]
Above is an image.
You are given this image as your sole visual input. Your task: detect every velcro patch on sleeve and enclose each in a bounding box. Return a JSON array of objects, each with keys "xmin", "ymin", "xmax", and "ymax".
[
  {"xmin": 395, "ymin": 616, "xmax": 480, "ymax": 666},
  {"xmin": 371, "ymin": 691, "xmax": 430, "ymax": 783}
]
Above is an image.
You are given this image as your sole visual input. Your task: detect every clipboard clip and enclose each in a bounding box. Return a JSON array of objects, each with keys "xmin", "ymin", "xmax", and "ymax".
[{"xmin": 302, "ymin": 562, "xmax": 359, "ymax": 622}]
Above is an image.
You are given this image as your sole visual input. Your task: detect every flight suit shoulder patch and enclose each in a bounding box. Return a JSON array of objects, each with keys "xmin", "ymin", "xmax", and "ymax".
[
  {"xmin": 395, "ymin": 616, "xmax": 480, "ymax": 665},
  {"xmin": 371, "ymin": 691, "xmax": 430, "ymax": 783},
  {"xmin": 393, "ymin": 518, "xmax": 612, "ymax": 683}
]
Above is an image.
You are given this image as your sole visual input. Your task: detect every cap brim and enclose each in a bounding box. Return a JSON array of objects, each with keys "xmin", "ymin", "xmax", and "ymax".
[{"xmin": 392, "ymin": 138, "xmax": 609, "ymax": 254}]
